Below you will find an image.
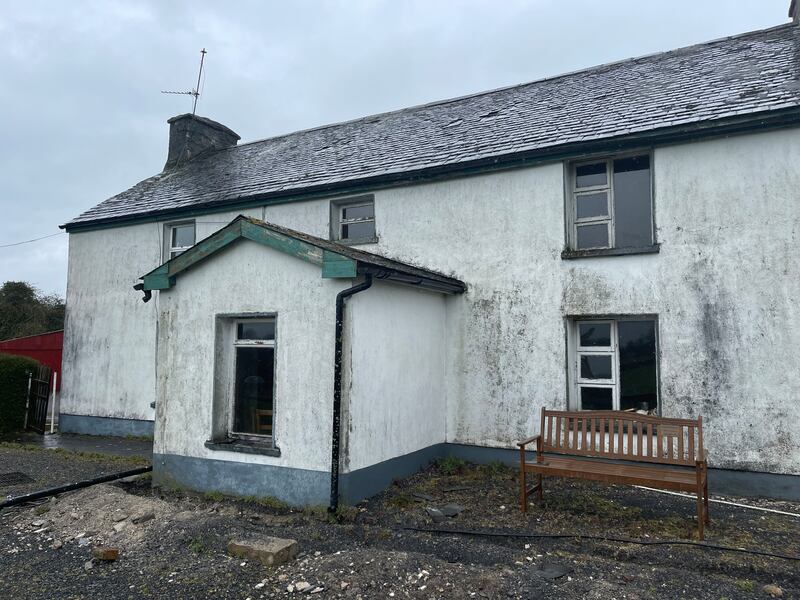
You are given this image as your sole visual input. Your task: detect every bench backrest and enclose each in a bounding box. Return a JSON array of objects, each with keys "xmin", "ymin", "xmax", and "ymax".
[{"xmin": 540, "ymin": 409, "xmax": 703, "ymax": 466}]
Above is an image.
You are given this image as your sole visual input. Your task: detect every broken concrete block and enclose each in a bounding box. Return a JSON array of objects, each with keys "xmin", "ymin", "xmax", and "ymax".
[
  {"xmin": 763, "ymin": 585, "xmax": 784, "ymax": 598},
  {"xmin": 227, "ymin": 537, "xmax": 298, "ymax": 566},
  {"xmin": 131, "ymin": 512, "xmax": 155, "ymax": 524},
  {"xmin": 440, "ymin": 504, "xmax": 465, "ymax": 517},
  {"xmin": 425, "ymin": 507, "xmax": 446, "ymax": 523},
  {"xmin": 91, "ymin": 546, "xmax": 120, "ymax": 561}
]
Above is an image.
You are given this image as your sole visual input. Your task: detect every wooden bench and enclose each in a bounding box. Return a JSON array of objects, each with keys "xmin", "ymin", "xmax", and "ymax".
[{"xmin": 518, "ymin": 408, "xmax": 710, "ymax": 539}]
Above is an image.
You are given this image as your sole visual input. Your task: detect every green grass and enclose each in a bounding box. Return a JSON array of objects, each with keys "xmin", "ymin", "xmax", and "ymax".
[
  {"xmin": 734, "ymin": 580, "xmax": 754, "ymax": 592},
  {"xmin": 242, "ymin": 495, "xmax": 290, "ymax": 510},
  {"xmin": 0, "ymin": 441, "xmax": 150, "ymax": 466},
  {"xmin": 188, "ymin": 537, "xmax": 207, "ymax": 554},
  {"xmin": 435, "ymin": 455, "xmax": 467, "ymax": 475},
  {"xmin": 303, "ymin": 504, "xmax": 359, "ymax": 523}
]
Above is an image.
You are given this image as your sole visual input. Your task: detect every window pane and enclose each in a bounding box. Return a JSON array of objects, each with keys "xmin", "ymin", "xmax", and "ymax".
[
  {"xmin": 576, "ymin": 192, "xmax": 608, "ymax": 219},
  {"xmin": 580, "ymin": 387, "xmax": 613, "ymax": 410},
  {"xmin": 171, "ymin": 224, "xmax": 195, "ymax": 248},
  {"xmin": 576, "ymin": 223, "xmax": 609, "ymax": 249},
  {"xmin": 618, "ymin": 320, "xmax": 657, "ymax": 411},
  {"xmin": 233, "ymin": 347, "xmax": 274, "ymax": 435},
  {"xmin": 342, "ymin": 204, "xmax": 374, "ymax": 220},
  {"xmin": 237, "ymin": 321, "xmax": 275, "ymax": 340},
  {"xmin": 580, "ymin": 355, "xmax": 613, "ymax": 380},
  {"xmin": 579, "ymin": 323, "xmax": 611, "ymax": 347},
  {"xmin": 341, "ymin": 221, "xmax": 375, "ymax": 240},
  {"xmin": 575, "ymin": 162, "xmax": 607, "ymax": 188},
  {"xmin": 613, "ymin": 155, "xmax": 652, "ymax": 248}
]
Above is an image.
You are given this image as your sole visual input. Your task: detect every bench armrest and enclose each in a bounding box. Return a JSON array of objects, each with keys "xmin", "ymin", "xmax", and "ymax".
[
  {"xmin": 695, "ymin": 449, "xmax": 709, "ymax": 464},
  {"xmin": 517, "ymin": 435, "xmax": 540, "ymax": 449}
]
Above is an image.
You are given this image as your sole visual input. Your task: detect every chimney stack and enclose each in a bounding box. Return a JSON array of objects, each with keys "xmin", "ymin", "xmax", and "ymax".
[
  {"xmin": 791, "ymin": 0, "xmax": 799, "ymax": 23},
  {"xmin": 164, "ymin": 114, "xmax": 240, "ymax": 171}
]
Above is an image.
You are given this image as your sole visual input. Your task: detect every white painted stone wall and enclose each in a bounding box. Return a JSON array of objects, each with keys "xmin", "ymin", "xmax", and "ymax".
[
  {"xmin": 342, "ymin": 281, "xmax": 447, "ymax": 472},
  {"xmin": 153, "ymin": 238, "xmax": 348, "ymax": 472},
  {"xmin": 64, "ymin": 126, "xmax": 800, "ymax": 476},
  {"xmin": 61, "ymin": 209, "xmax": 260, "ymax": 424}
]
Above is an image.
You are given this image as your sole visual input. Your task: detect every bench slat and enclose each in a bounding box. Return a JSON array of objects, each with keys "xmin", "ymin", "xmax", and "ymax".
[{"xmin": 538, "ymin": 410, "xmax": 702, "ymax": 467}]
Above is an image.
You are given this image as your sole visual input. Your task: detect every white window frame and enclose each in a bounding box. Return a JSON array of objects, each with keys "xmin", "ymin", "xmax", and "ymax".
[
  {"xmin": 572, "ymin": 158, "xmax": 614, "ymax": 250},
  {"xmin": 330, "ymin": 195, "xmax": 376, "ymax": 244},
  {"xmin": 575, "ymin": 320, "xmax": 619, "ymax": 409},
  {"xmin": 165, "ymin": 220, "xmax": 196, "ymax": 260},
  {"xmin": 567, "ymin": 152, "xmax": 653, "ymax": 251},
  {"xmin": 229, "ymin": 318, "xmax": 277, "ymax": 443},
  {"xmin": 569, "ymin": 317, "xmax": 659, "ymax": 412}
]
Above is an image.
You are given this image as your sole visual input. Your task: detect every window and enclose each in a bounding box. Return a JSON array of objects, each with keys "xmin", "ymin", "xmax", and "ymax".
[
  {"xmin": 231, "ymin": 319, "xmax": 276, "ymax": 439},
  {"xmin": 570, "ymin": 318, "xmax": 658, "ymax": 412},
  {"xmin": 568, "ymin": 154, "xmax": 653, "ymax": 251},
  {"xmin": 331, "ymin": 196, "xmax": 376, "ymax": 244},
  {"xmin": 165, "ymin": 221, "xmax": 195, "ymax": 260}
]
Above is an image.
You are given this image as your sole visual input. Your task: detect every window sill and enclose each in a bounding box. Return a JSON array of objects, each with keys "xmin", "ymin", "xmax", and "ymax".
[
  {"xmin": 335, "ymin": 237, "xmax": 378, "ymax": 246},
  {"xmin": 561, "ymin": 244, "xmax": 660, "ymax": 260},
  {"xmin": 204, "ymin": 438, "xmax": 281, "ymax": 457}
]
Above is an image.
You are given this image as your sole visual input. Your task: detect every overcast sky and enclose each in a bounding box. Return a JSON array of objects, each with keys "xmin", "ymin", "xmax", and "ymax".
[{"xmin": 0, "ymin": 0, "xmax": 791, "ymax": 297}]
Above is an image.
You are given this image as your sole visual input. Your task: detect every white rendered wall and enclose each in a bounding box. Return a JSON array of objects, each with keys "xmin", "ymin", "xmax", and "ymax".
[
  {"xmin": 65, "ymin": 127, "xmax": 800, "ymax": 476},
  {"xmin": 61, "ymin": 209, "xmax": 259, "ymax": 424},
  {"xmin": 62, "ymin": 223, "xmax": 161, "ymax": 421},
  {"xmin": 264, "ymin": 128, "xmax": 800, "ymax": 475},
  {"xmin": 153, "ymin": 238, "xmax": 348, "ymax": 472},
  {"xmin": 342, "ymin": 281, "xmax": 447, "ymax": 472}
]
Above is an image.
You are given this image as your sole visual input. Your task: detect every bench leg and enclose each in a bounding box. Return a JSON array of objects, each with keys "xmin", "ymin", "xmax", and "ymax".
[
  {"xmin": 519, "ymin": 449, "xmax": 528, "ymax": 513},
  {"xmin": 696, "ymin": 485, "xmax": 705, "ymax": 540},
  {"xmin": 537, "ymin": 474, "xmax": 543, "ymax": 501}
]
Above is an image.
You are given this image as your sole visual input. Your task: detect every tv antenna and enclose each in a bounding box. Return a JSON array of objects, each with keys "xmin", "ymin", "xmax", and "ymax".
[{"xmin": 161, "ymin": 48, "xmax": 207, "ymax": 115}]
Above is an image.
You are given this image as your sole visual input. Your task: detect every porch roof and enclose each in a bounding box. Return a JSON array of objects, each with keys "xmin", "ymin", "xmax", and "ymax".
[{"xmin": 140, "ymin": 215, "xmax": 466, "ymax": 295}]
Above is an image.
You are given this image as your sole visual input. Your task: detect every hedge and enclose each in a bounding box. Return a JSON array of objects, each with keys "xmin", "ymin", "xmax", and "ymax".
[{"xmin": 0, "ymin": 353, "xmax": 41, "ymax": 434}]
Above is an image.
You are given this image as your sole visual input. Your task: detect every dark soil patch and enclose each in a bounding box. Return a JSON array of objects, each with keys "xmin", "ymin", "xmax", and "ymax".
[{"xmin": 0, "ymin": 442, "xmax": 148, "ymax": 497}]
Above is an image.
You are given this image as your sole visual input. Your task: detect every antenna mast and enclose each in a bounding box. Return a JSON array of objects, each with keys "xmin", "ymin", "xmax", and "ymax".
[
  {"xmin": 192, "ymin": 48, "xmax": 206, "ymax": 115},
  {"xmin": 161, "ymin": 48, "xmax": 208, "ymax": 115}
]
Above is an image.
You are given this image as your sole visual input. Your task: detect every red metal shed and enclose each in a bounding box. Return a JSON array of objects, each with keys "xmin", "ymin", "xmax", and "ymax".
[{"xmin": 0, "ymin": 330, "xmax": 63, "ymax": 390}]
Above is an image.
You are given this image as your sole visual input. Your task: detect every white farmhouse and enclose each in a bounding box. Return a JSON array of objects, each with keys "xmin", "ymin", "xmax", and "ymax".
[{"xmin": 61, "ymin": 8, "xmax": 800, "ymax": 505}]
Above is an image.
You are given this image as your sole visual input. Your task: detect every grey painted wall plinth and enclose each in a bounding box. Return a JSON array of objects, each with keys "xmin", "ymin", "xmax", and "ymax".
[{"xmin": 59, "ymin": 414, "xmax": 154, "ymax": 438}]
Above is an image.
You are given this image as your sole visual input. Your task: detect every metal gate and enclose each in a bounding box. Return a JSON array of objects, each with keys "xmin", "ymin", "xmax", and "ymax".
[{"xmin": 25, "ymin": 364, "xmax": 52, "ymax": 434}]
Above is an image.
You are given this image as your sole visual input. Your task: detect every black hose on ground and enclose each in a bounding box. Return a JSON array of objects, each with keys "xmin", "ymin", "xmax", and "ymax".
[
  {"xmin": 0, "ymin": 465, "xmax": 152, "ymax": 510},
  {"xmin": 402, "ymin": 525, "xmax": 800, "ymax": 562}
]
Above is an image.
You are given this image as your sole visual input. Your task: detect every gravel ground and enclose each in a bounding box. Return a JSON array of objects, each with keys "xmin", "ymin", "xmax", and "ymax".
[
  {"xmin": 1, "ymin": 455, "xmax": 798, "ymax": 599},
  {"xmin": 0, "ymin": 442, "xmax": 149, "ymax": 498}
]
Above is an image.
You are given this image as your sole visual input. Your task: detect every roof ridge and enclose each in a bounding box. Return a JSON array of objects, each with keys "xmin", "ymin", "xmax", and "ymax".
[{"xmin": 231, "ymin": 22, "xmax": 796, "ymax": 151}]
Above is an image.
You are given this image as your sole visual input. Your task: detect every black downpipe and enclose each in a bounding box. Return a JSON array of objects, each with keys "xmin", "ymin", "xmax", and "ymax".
[
  {"xmin": 329, "ymin": 274, "xmax": 373, "ymax": 512},
  {"xmin": 0, "ymin": 466, "xmax": 152, "ymax": 510}
]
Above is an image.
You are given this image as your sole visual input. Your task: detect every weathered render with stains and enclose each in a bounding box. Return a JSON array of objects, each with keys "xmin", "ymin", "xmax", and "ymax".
[
  {"xmin": 60, "ymin": 209, "xmax": 260, "ymax": 435},
  {"xmin": 63, "ymin": 126, "xmax": 800, "ymax": 482},
  {"xmin": 61, "ymin": 18, "xmax": 800, "ymax": 501}
]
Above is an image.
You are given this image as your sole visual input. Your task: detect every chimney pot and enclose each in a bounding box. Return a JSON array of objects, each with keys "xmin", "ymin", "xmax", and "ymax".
[{"xmin": 164, "ymin": 114, "xmax": 240, "ymax": 171}]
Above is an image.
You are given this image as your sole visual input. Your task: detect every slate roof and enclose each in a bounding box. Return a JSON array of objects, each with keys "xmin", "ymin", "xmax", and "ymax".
[{"xmin": 67, "ymin": 23, "xmax": 800, "ymax": 229}]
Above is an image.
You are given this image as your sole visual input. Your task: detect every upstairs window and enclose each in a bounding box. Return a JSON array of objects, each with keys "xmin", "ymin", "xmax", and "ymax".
[
  {"xmin": 331, "ymin": 196, "xmax": 376, "ymax": 244},
  {"xmin": 570, "ymin": 318, "xmax": 659, "ymax": 412},
  {"xmin": 166, "ymin": 221, "xmax": 196, "ymax": 259},
  {"xmin": 568, "ymin": 154, "xmax": 653, "ymax": 251}
]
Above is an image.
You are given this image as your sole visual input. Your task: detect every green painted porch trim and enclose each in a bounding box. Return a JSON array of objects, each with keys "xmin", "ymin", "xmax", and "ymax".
[
  {"xmin": 240, "ymin": 220, "xmax": 324, "ymax": 266},
  {"xmin": 142, "ymin": 216, "xmax": 357, "ymax": 291},
  {"xmin": 321, "ymin": 250, "xmax": 357, "ymax": 278},
  {"xmin": 168, "ymin": 219, "xmax": 243, "ymax": 276},
  {"xmin": 143, "ymin": 264, "xmax": 171, "ymax": 291}
]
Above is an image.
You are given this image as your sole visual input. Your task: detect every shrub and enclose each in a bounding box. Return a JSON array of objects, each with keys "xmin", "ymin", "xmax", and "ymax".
[{"xmin": 0, "ymin": 353, "xmax": 40, "ymax": 434}]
